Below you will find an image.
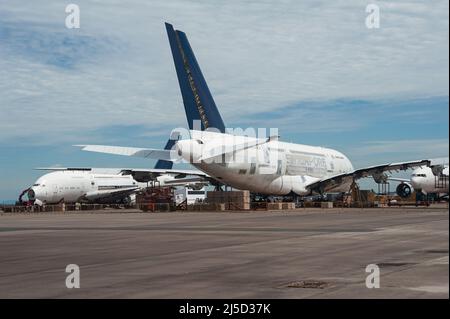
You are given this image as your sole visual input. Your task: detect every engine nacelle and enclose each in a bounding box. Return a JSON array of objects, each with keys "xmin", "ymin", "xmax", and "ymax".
[
  {"xmin": 289, "ymin": 176, "xmax": 310, "ymax": 195},
  {"xmin": 266, "ymin": 176, "xmax": 291, "ymax": 195},
  {"xmin": 396, "ymin": 182, "xmax": 412, "ymax": 198},
  {"xmin": 266, "ymin": 175, "xmax": 310, "ymax": 196}
]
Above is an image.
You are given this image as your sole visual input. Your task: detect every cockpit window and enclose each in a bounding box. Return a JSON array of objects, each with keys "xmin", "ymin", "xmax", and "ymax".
[
  {"xmin": 33, "ymin": 183, "xmax": 40, "ymax": 186},
  {"xmin": 412, "ymin": 173, "xmax": 427, "ymax": 177}
]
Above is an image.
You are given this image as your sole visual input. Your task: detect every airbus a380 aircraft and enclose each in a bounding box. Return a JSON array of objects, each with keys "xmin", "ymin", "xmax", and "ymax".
[
  {"xmin": 77, "ymin": 23, "xmax": 436, "ymax": 196},
  {"xmin": 26, "ymin": 138, "xmax": 209, "ymax": 205},
  {"xmin": 26, "ymin": 169, "xmax": 140, "ymax": 205}
]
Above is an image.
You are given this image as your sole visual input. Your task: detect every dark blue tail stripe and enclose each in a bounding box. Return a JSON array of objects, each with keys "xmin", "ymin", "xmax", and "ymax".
[
  {"xmin": 165, "ymin": 23, "xmax": 225, "ymax": 132},
  {"xmin": 165, "ymin": 23, "xmax": 200, "ymax": 130},
  {"xmin": 154, "ymin": 138, "xmax": 176, "ymax": 169}
]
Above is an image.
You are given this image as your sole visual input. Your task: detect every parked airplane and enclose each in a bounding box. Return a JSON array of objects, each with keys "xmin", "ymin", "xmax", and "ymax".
[
  {"xmin": 76, "ymin": 23, "xmax": 434, "ymax": 197},
  {"xmin": 26, "ymin": 169, "xmax": 140, "ymax": 205},
  {"xmin": 26, "ymin": 138, "xmax": 210, "ymax": 205},
  {"xmin": 392, "ymin": 163, "xmax": 449, "ymax": 198}
]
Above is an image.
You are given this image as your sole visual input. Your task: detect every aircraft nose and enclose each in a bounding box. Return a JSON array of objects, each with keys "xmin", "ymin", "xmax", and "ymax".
[
  {"xmin": 410, "ymin": 177, "xmax": 420, "ymax": 189},
  {"xmin": 27, "ymin": 188, "xmax": 36, "ymax": 200}
]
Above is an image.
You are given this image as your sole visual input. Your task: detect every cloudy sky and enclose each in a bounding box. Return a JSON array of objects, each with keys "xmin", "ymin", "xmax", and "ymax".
[{"xmin": 0, "ymin": 0, "xmax": 448, "ymax": 200}]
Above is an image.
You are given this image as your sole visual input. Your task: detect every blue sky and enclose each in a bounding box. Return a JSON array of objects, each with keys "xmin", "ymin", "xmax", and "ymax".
[{"xmin": 0, "ymin": 0, "xmax": 448, "ymax": 201}]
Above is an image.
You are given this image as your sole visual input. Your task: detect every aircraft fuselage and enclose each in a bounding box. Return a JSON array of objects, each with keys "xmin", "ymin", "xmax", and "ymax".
[
  {"xmin": 410, "ymin": 166, "xmax": 449, "ymax": 194},
  {"xmin": 28, "ymin": 171, "xmax": 138, "ymax": 204},
  {"xmin": 176, "ymin": 131, "xmax": 354, "ymax": 195}
]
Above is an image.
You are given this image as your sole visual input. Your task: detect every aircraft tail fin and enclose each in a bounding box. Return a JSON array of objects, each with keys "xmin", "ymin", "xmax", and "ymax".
[
  {"xmin": 165, "ymin": 22, "xmax": 225, "ymax": 133},
  {"xmin": 154, "ymin": 138, "xmax": 176, "ymax": 169}
]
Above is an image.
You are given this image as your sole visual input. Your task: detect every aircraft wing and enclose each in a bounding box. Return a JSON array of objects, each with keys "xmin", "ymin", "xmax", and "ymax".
[
  {"xmin": 387, "ymin": 177, "xmax": 411, "ymax": 183},
  {"xmin": 306, "ymin": 159, "xmax": 430, "ymax": 193},
  {"xmin": 74, "ymin": 145, "xmax": 181, "ymax": 162},
  {"xmin": 121, "ymin": 168, "xmax": 208, "ymax": 176},
  {"xmin": 163, "ymin": 177, "xmax": 208, "ymax": 185},
  {"xmin": 120, "ymin": 168, "xmax": 209, "ymax": 183},
  {"xmin": 83, "ymin": 186, "xmax": 139, "ymax": 201}
]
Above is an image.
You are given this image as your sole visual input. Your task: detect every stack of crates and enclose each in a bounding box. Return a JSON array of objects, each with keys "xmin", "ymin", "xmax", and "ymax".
[
  {"xmin": 267, "ymin": 202, "xmax": 283, "ymax": 210},
  {"xmin": 281, "ymin": 202, "xmax": 295, "ymax": 210},
  {"xmin": 187, "ymin": 203, "xmax": 226, "ymax": 211},
  {"xmin": 137, "ymin": 187, "xmax": 175, "ymax": 212},
  {"xmin": 207, "ymin": 190, "xmax": 251, "ymax": 210}
]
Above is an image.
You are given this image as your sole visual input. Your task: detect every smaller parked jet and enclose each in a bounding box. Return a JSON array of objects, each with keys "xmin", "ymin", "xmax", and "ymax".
[{"xmin": 24, "ymin": 138, "xmax": 210, "ymax": 205}]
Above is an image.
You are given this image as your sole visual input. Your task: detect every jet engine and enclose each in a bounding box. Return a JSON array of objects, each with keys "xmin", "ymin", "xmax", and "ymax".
[{"xmin": 396, "ymin": 182, "xmax": 412, "ymax": 198}]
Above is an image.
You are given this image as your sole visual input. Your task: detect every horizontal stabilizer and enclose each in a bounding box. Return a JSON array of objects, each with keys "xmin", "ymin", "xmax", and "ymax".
[
  {"xmin": 199, "ymin": 137, "xmax": 270, "ymax": 162},
  {"xmin": 155, "ymin": 136, "xmax": 179, "ymax": 169},
  {"xmin": 35, "ymin": 167, "xmax": 92, "ymax": 171},
  {"xmin": 74, "ymin": 145, "xmax": 181, "ymax": 162}
]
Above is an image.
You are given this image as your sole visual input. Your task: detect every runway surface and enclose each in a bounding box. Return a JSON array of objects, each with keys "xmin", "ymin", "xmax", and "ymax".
[{"xmin": 0, "ymin": 207, "xmax": 448, "ymax": 298}]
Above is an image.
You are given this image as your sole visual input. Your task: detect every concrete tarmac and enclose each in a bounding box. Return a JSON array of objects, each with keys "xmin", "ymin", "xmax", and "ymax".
[{"xmin": 0, "ymin": 207, "xmax": 448, "ymax": 298}]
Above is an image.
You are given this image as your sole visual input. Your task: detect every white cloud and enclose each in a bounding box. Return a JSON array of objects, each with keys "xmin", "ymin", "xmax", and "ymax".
[{"xmin": 0, "ymin": 0, "xmax": 448, "ymax": 144}]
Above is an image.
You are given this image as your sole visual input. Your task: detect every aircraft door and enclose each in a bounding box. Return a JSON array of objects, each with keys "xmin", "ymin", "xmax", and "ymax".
[
  {"xmin": 258, "ymin": 145, "xmax": 277, "ymax": 175},
  {"xmin": 277, "ymin": 151, "xmax": 286, "ymax": 175},
  {"xmin": 51, "ymin": 184, "xmax": 58, "ymax": 202},
  {"xmin": 326, "ymin": 154, "xmax": 335, "ymax": 175},
  {"xmin": 249, "ymin": 157, "xmax": 257, "ymax": 175}
]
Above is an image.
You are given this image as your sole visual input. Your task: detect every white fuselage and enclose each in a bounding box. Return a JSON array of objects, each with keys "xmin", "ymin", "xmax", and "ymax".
[
  {"xmin": 176, "ymin": 131, "xmax": 354, "ymax": 195},
  {"xmin": 410, "ymin": 166, "xmax": 449, "ymax": 194},
  {"xmin": 28, "ymin": 171, "xmax": 139, "ymax": 204}
]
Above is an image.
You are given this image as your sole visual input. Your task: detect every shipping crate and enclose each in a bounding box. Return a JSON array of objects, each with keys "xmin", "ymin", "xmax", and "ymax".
[
  {"xmin": 206, "ymin": 191, "xmax": 251, "ymax": 210},
  {"xmin": 267, "ymin": 203, "xmax": 283, "ymax": 210},
  {"xmin": 321, "ymin": 202, "xmax": 333, "ymax": 209},
  {"xmin": 281, "ymin": 202, "xmax": 295, "ymax": 210}
]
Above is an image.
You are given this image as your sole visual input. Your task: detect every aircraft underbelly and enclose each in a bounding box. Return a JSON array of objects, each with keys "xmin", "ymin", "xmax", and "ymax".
[{"xmin": 197, "ymin": 164, "xmax": 302, "ymax": 195}]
